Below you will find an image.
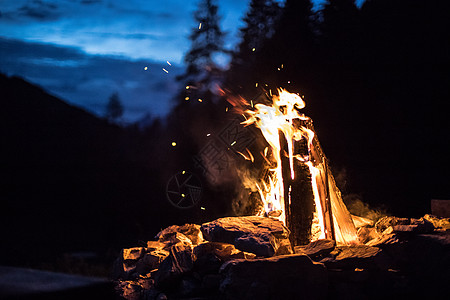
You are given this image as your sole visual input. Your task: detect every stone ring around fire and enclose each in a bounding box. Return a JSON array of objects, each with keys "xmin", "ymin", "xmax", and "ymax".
[{"xmin": 166, "ymin": 172, "xmax": 202, "ymax": 209}]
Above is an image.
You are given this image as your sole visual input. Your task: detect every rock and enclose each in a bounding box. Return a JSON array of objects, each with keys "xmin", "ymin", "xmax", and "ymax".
[
  {"xmin": 154, "ymin": 243, "xmax": 195, "ymax": 288},
  {"xmin": 194, "ymin": 242, "xmax": 256, "ymax": 262},
  {"xmin": 115, "ymin": 281, "xmax": 142, "ymax": 300},
  {"xmin": 157, "ymin": 224, "xmax": 203, "ymax": 245},
  {"xmin": 201, "ymin": 274, "xmax": 222, "ymax": 291},
  {"xmin": 423, "ymin": 214, "xmax": 450, "ymax": 230},
  {"xmin": 193, "ymin": 242, "xmax": 256, "ymax": 276},
  {"xmin": 357, "ymin": 226, "xmax": 379, "ymax": 244},
  {"xmin": 295, "ymin": 239, "xmax": 336, "ymax": 258},
  {"xmin": 113, "ymin": 247, "xmax": 145, "ymax": 280},
  {"xmin": 157, "ymin": 232, "xmax": 193, "ymax": 249},
  {"xmin": 201, "ymin": 216, "xmax": 290, "ymax": 257},
  {"xmin": 135, "ymin": 250, "xmax": 169, "ymax": 275},
  {"xmin": 320, "ymin": 245, "xmax": 390, "ymax": 270},
  {"xmin": 219, "ymin": 254, "xmax": 328, "ymax": 300},
  {"xmin": 146, "ymin": 241, "xmax": 166, "ymax": 251},
  {"xmin": 351, "ymin": 215, "xmax": 374, "ymax": 228},
  {"xmin": 431, "ymin": 199, "xmax": 450, "ymax": 217},
  {"xmin": 375, "ymin": 216, "xmax": 410, "ymax": 234}
]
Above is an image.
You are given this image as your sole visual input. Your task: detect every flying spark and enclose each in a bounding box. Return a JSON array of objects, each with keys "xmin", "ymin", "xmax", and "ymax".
[
  {"xmin": 167, "ymin": 61, "xmax": 171, "ymax": 66},
  {"xmin": 144, "ymin": 66, "xmax": 148, "ymax": 70},
  {"xmin": 163, "ymin": 68, "xmax": 169, "ymax": 73},
  {"xmin": 199, "ymin": 23, "xmax": 202, "ymax": 29}
]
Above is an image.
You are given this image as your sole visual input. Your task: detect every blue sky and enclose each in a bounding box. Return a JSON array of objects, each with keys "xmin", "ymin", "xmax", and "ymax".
[{"xmin": 0, "ymin": 0, "xmax": 364, "ymax": 122}]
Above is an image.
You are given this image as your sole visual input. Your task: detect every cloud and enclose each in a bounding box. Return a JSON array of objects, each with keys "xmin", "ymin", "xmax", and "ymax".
[
  {"xmin": 18, "ymin": 0, "xmax": 60, "ymax": 21},
  {"xmin": 0, "ymin": 37, "xmax": 184, "ymax": 121}
]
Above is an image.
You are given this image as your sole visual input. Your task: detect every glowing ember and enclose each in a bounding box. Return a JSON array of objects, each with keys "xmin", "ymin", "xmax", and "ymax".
[{"xmin": 241, "ymin": 88, "xmax": 359, "ymax": 245}]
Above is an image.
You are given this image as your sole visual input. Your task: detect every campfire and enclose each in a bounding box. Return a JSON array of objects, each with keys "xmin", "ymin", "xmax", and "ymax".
[
  {"xmin": 237, "ymin": 88, "xmax": 358, "ymax": 246},
  {"xmin": 113, "ymin": 89, "xmax": 450, "ymax": 300}
]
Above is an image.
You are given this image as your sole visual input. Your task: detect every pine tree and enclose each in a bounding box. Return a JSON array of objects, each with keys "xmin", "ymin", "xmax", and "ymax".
[
  {"xmin": 179, "ymin": 0, "xmax": 227, "ymax": 103},
  {"xmin": 226, "ymin": 0, "xmax": 281, "ymax": 95},
  {"xmin": 105, "ymin": 92, "xmax": 123, "ymax": 122}
]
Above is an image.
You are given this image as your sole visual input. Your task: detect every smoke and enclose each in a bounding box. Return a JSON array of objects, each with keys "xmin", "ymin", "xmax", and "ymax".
[{"xmin": 344, "ymin": 194, "xmax": 387, "ymax": 222}]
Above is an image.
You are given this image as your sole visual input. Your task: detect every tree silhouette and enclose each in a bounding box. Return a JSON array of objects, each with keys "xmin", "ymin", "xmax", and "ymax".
[
  {"xmin": 226, "ymin": 0, "xmax": 281, "ymax": 96},
  {"xmin": 105, "ymin": 92, "xmax": 123, "ymax": 122},
  {"xmin": 178, "ymin": 0, "xmax": 228, "ymax": 103}
]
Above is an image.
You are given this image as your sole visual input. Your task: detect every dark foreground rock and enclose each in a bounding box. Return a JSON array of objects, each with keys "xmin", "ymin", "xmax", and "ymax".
[
  {"xmin": 220, "ymin": 254, "xmax": 327, "ymax": 300},
  {"xmin": 114, "ymin": 215, "xmax": 450, "ymax": 299}
]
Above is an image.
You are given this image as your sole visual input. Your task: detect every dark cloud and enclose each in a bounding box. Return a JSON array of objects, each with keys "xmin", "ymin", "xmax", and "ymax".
[
  {"xmin": 0, "ymin": 37, "xmax": 183, "ymax": 121},
  {"xmin": 80, "ymin": 0, "xmax": 102, "ymax": 4},
  {"xmin": 17, "ymin": 0, "xmax": 60, "ymax": 21}
]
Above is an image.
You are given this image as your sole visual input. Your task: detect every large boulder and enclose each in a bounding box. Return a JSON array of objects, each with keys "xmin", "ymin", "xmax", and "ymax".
[
  {"xmin": 220, "ymin": 254, "xmax": 328, "ymax": 300},
  {"xmin": 201, "ymin": 216, "xmax": 291, "ymax": 257}
]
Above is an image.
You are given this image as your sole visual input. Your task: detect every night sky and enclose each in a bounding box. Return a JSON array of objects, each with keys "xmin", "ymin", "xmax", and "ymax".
[{"xmin": 0, "ymin": 0, "xmax": 365, "ymax": 122}]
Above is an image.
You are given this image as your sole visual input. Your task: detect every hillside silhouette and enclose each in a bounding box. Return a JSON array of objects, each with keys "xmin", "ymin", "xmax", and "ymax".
[{"xmin": 0, "ymin": 74, "xmax": 189, "ymax": 269}]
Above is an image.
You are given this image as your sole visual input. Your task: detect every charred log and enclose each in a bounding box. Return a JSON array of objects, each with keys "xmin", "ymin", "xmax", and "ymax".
[{"xmin": 280, "ymin": 129, "xmax": 314, "ymax": 246}]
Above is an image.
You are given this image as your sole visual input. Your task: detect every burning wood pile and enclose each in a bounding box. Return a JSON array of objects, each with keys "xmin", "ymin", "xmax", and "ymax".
[
  {"xmin": 113, "ymin": 214, "xmax": 449, "ymax": 299},
  {"xmin": 114, "ymin": 89, "xmax": 449, "ymax": 299}
]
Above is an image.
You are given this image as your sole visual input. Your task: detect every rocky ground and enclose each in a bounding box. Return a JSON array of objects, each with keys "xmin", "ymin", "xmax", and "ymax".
[{"xmin": 112, "ymin": 215, "xmax": 450, "ymax": 300}]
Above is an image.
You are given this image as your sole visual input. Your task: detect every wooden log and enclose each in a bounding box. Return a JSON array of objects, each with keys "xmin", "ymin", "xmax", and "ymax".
[{"xmin": 279, "ymin": 129, "xmax": 314, "ymax": 246}]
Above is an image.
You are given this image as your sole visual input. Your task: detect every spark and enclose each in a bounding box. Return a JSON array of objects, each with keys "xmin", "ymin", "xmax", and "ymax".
[
  {"xmin": 225, "ymin": 107, "xmax": 229, "ymax": 112},
  {"xmin": 172, "ymin": 142, "xmax": 177, "ymax": 146},
  {"xmin": 185, "ymin": 97, "xmax": 189, "ymax": 101},
  {"xmin": 144, "ymin": 66, "xmax": 148, "ymax": 70},
  {"xmin": 182, "ymin": 170, "xmax": 186, "ymax": 174},
  {"xmin": 207, "ymin": 133, "xmax": 211, "ymax": 137},
  {"xmin": 250, "ymin": 100, "xmax": 254, "ymax": 108},
  {"xmin": 288, "ymin": 81, "xmax": 291, "ymax": 84},
  {"xmin": 199, "ymin": 23, "xmax": 202, "ymax": 30},
  {"xmin": 231, "ymin": 141, "xmax": 237, "ymax": 146},
  {"xmin": 167, "ymin": 61, "xmax": 171, "ymax": 66},
  {"xmin": 181, "ymin": 193, "xmax": 185, "ymax": 197},
  {"xmin": 162, "ymin": 68, "xmax": 168, "ymax": 73},
  {"xmin": 198, "ymin": 99, "xmax": 202, "ymax": 102},
  {"xmin": 200, "ymin": 207, "xmax": 206, "ymax": 210},
  {"xmin": 252, "ymin": 48, "xmax": 256, "ymax": 51},
  {"xmin": 255, "ymin": 83, "xmax": 258, "ymax": 87},
  {"xmin": 186, "ymin": 86, "xmax": 190, "ymax": 89},
  {"xmin": 277, "ymin": 68, "xmax": 281, "ymax": 71}
]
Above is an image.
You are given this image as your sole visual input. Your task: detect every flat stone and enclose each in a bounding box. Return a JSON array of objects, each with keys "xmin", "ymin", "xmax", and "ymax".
[
  {"xmin": 320, "ymin": 245, "xmax": 390, "ymax": 270},
  {"xmin": 423, "ymin": 214, "xmax": 450, "ymax": 230},
  {"xmin": 201, "ymin": 216, "xmax": 290, "ymax": 257},
  {"xmin": 194, "ymin": 242, "xmax": 256, "ymax": 262},
  {"xmin": 219, "ymin": 254, "xmax": 328, "ymax": 300},
  {"xmin": 158, "ymin": 232, "xmax": 193, "ymax": 249},
  {"xmin": 146, "ymin": 241, "xmax": 166, "ymax": 251},
  {"xmin": 157, "ymin": 224, "xmax": 203, "ymax": 245},
  {"xmin": 297, "ymin": 239, "xmax": 336, "ymax": 258},
  {"xmin": 375, "ymin": 216, "xmax": 410, "ymax": 234}
]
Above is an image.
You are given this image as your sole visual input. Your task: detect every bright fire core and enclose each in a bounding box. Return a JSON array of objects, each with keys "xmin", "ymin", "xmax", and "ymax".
[{"xmin": 242, "ymin": 89, "xmax": 358, "ymax": 245}]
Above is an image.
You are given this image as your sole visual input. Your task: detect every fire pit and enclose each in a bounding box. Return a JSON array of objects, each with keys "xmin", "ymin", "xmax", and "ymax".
[{"xmin": 113, "ymin": 90, "xmax": 450, "ymax": 300}]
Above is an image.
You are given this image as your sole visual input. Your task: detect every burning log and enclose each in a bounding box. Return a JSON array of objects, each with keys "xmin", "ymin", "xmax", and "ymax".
[{"xmin": 279, "ymin": 128, "xmax": 314, "ymax": 246}]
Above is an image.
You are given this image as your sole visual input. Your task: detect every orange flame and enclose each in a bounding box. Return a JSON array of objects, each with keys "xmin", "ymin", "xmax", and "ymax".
[{"xmin": 241, "ymin": 88, "xmax": 358, "ymax": 245}]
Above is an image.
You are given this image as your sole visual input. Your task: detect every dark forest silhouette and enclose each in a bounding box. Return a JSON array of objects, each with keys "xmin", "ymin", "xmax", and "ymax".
[{"xmin": 1, "ymin": 0, "xmax": 450, "ymax": 272}]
